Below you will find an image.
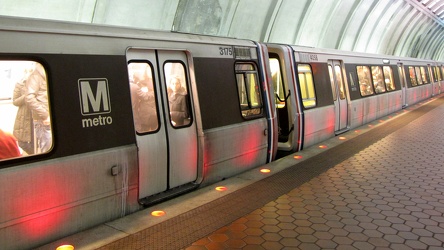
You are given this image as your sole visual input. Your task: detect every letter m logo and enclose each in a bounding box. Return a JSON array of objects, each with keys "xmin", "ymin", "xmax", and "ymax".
[{"xmin": 78, "ymin": 78, "xmax": 111, "ymax": 116}]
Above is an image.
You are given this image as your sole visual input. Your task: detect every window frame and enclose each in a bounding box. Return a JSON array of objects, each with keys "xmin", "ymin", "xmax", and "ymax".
[
  {"xmin": 433, "ymin": 66, "xmax": 442, "ymax": 82},
  {"xmin": 0, "ymin": 60, "xmax": 53, "ymax": 161},
  {"xmin": 269, "ymin": 55, "xmax": 287, "ymax": 109},
  {"xmin": 297, "ymin": 63, "xmax": 317, "ymax": 108},
  {"xmin": 164, "ymin": 60, "xmax": 193, "ymax": 128},
  {"xmin": 371, "ymin": 65, "xmax": 386, "ymax": 94},
  {"xmin": 438, "ymin": 66, "xmax": 443, "ymax": 81},
  {"xmin": 382, "ymin": 66, "xmax": 396, "ymax": 92},
  {"xmin": 415, "ymin": 67, "xmax": 423, "ymax": 85},
  {"xmin": 420, "ymin": 66, "xmax": 429, "ymax": 84},
  {"xmin": 127, "ymin": 60, "xmax": 160, "ymax": 134},
  {"xmin": 408, "ymin": 66, "xmax": 418, "ymax": 86},
  {"xmin": 356, "ymin": 65, "xmax": 374, "ymax": 97},
  {"xmin": 235, "ymin": 62, "xmax": 263, "ymax": 119}
]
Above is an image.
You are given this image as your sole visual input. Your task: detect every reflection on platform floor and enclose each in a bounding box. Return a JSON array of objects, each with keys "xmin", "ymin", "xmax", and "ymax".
[
  {"xmin": 39, "ymin": 96, "xmax": 444, "ymax": 250},
  {"xmin": 186, "ymin": 97, "xmax": 444, "ymax": 250}
]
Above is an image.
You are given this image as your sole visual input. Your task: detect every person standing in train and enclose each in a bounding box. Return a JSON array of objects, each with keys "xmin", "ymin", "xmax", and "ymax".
[
  {"xmin": 131, "ymin": 71, "xmax": 157, "ymax": 132},
  {"xmin": 168, "ymin": 76, "xmax": 189, "ymax": 126},
  {"xmin": 12, "ymin": 68, "xmax": 34, "ymax": 155},
  {"xmin": 25, "ymin": 63, "xmax": 51, "ymax": 153}
]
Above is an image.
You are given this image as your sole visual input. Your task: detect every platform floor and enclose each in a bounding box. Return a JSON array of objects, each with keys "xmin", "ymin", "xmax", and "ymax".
[{"xmin": 39, "ymin": 95, "xmax": 444, "ymax": 250}]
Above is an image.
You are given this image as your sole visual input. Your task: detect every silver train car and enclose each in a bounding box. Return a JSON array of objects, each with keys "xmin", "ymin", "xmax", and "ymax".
[
  {"xmin": 0, "ymin": 16, "xmax": 278, "ymax": 250},
  {"xmin": 267, "ymin": 44, "xmax": 444, "ymax": 153},
  {"xmin": 0, "ymin": 16, "xmax": 442, "ymax": 249}
]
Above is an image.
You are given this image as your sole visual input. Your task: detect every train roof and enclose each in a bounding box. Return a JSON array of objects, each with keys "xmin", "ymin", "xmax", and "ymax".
[
  {"xmin": 284, "ymin": 44, "xmax": 440, "ymax": 64},
  {"xmin": 267, "ymin": 43, "xmax": 441, "ymax": 65}
]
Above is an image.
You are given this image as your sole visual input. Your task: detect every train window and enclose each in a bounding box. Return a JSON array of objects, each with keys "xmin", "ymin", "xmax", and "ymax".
[
  {"xmin": 349, "ymin": 72, "xmax": 358, "ymax": 91},
  {"xmin": 357, "ymin": 66, "xmax": 374, "ymax": 96},
  {"xmin": 408, "ymin": 67, "xmax": 417, "ymax": 86},
  {"xmin": 433, "ymin": 66, "xmax": 442, "ymax": 81},
  {"xmin": 269, "ymin": 57, "xmax": 286, "ymax": 109},
  {"xmin": 438, "ymin": 66, "xmax": 442, "ymax": 81},
  {"xmin": 128, "ymin": 62, "xmax": 159, "ymax": 133},
  {"xmin": 432, "ymin": 67, "xmax": 437, "ymax": 82},
  {"xmin": 371, "ymin": 66, "xmax": 386, "ymax": 94},
  {"xmin": 298, "ymin": 64, "xmax": 316, "ymax": 108},
  {"xmin": 328, "ymin": 65, "xmax": 345, "ymax": 100},
  {"xmin": 0, "ymin": 61, "xmax": 53, "ymax": 161},
  {"xmin": 383, "ymin": 66, "xmax": 396, "ymax": 91},
  {"xmin": 164, "ymin": 62, "xmax": 191, "ymax": 127},
  {"xmin": 235, "ymin": 63, "xmax": 263, "ymax": 117},
  {"xmin": 429, "ymin": 67, "xmax": 433, "ymax": 82},
  {"xmin": 334, "ymin": 65, "xmax": 346, "ymax": 100},
  {"xmin": 328, "ymin": 65, "xmax": 337, "ymax": 101},
  {"xmin": 420, "ymin": 67, "xmax": 428, "ymax": 84},
  {"xmin": 415, "ymin": 67, "xmax": 423, "ymax": 85},
  {"xmin": 442, "ymin": 66, "xmax": 444, "ymax": 80}
]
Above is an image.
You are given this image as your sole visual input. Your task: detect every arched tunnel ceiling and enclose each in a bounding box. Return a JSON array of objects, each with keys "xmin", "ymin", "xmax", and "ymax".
[{"xmin": 1, "ymin": 0, "xmax": 443, "ymax": 61}]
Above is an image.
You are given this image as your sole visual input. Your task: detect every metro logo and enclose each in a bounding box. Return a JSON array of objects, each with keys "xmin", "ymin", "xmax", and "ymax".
[{"xmin": 78, "ymin": 78, "xmax": 111, "ymax": 115}]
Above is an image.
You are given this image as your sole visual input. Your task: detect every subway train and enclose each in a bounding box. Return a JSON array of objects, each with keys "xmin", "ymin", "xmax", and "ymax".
[{"xmin": 0, "ymin": 16, "xmax": 443, "ymax": 250}]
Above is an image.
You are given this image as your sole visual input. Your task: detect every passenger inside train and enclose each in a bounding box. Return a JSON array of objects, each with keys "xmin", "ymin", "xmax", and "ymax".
[
  {"xmin": 164, "ymin": 62, "xmax": 191, "ymax": 127},
  {"xmin": 0, "ymin": 61, "xmax": 52, "ymax": 160},
  {"xmin": 128, "ymin": 62, "xmax": 158, "ymax": 133},
  {"xmin": 12, "ymin": 64, "xmax": 34, "ymax": 155},
  {"xmin": 357, "ymin": 66, "xmax": 375, "ymax": 96},
  {"xmin": 168, "ymin": 76, "xmax": 189, "ymax": 126}
]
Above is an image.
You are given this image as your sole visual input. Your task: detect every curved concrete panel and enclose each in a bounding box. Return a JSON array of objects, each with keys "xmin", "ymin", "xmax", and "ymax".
[{"xmin": 0, "ymin": 0, "xmax": 443, "ymax": 60}]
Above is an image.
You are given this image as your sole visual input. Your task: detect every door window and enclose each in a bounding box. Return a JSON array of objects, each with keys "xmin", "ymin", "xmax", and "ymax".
[
  {"xmin": 270, "ymin": 57, "xmax": 286, "ymax": 109},
  {"xmin": 235, "ymin": 63, "xmax": 263, "ymax": 118},
  {"xmin": 128, "ymin": 62, "xmax": 159, "ymax": 133},
  {"xmin": 164, "ymin": 62, "xmax": 191, "ymax": 127},
  {"xmin": 328, "ymin": 65, "xmax": 336, "ymax": 101},
  {"xmin": 334, "ymin": 65, "xmax": 346, "ymax": 100}
]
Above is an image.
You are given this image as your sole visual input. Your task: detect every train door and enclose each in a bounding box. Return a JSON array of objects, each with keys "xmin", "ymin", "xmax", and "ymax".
[
  {"xmin": 434, "ymin": 65, "xmax": 443, "ymax": 94},
  {"xmin": 266, "ymin": 44, "xmax": 304, "ymax": 153},
  {"xmin": 126, "ymin": 48, "xmax": 198, "ymax": 201},
  {"xmin": 328, "ymin": 60, "xmax": 349, "ymax": 134},
  {"xmin": 269, "ymin": 56, "xmax": 292, "ymax": 143},
  {"xmin": 428, "ymin": 64, "xmax": 436, "ymax": 96},
  {"xmin": 398, "ymin": 63, "xmax": 407, "ymax": 107}
]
